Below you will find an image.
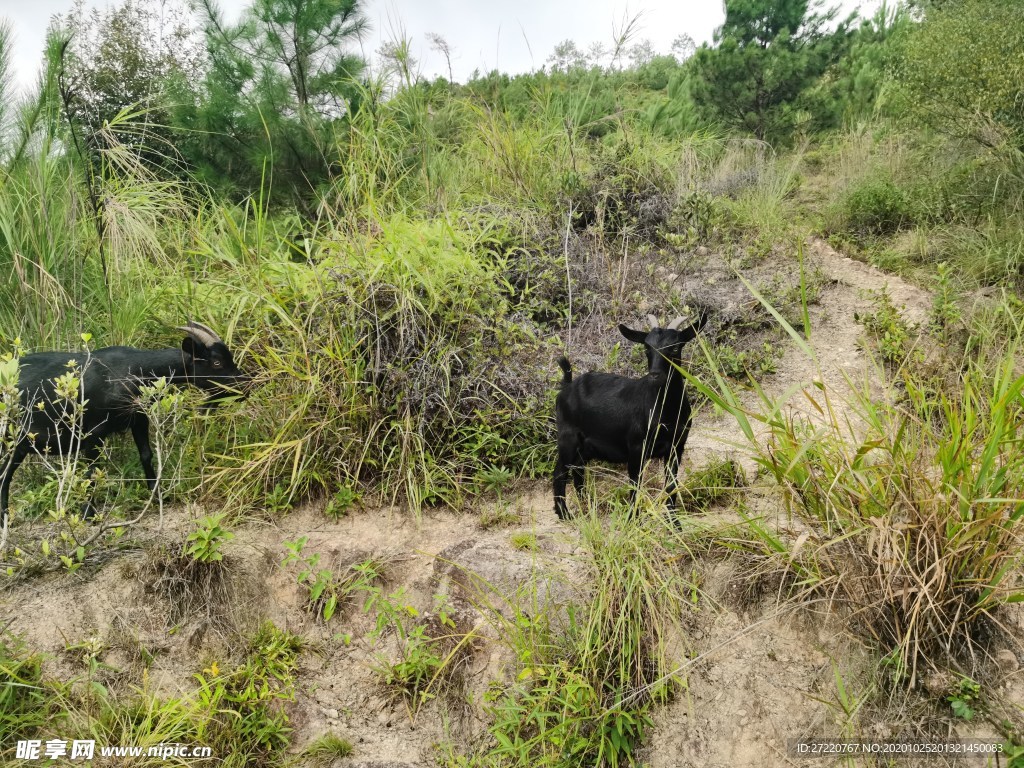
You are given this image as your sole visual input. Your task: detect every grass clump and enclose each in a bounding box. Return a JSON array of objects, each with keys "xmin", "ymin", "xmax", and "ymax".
[
  {"xmin": 149, "ymin": 515, "xmax": 237, "ymax": 629},
  {"xmin": 0, "ymin": 633, "xmax": 52, "ymax": 741},
  {"xmin": 697, "ymin": 288, "xmax": 1024, "ymax": 686},
  {"xmin": 303, "ymin": 733, "xmax": 354, "ymax": 765},
  {"xmin": 206, "ymin": 214, "xmax": 554, "ymax": 514},
  {"xmin": 468, "ymin": 510, "xmax": 687, "ymax": 767},
  {"xmin": 280, "ymin": 538, "xmax": 393, "ymax": 624},
  {"xmin": 678, "ymin": 458, "xmax": 745, "ymax": 513},
  {"xmin": 836, "ymin": 174, "xmax": 916, "ymax": 238}
]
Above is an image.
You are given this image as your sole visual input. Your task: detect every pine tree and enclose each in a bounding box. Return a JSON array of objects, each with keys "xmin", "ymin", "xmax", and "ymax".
[
  {"xmin": 690, "ymin": 0, "xmax": 852, "ymax": 140},
  {"xmin": 173, "ymin": 0, "xmax": 368, "ymax": 208}
]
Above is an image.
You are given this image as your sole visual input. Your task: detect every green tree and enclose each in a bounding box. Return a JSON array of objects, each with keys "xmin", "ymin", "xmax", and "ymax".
[
  {"xmin": 53, "ymin": 0, "xmax": 202, "ymax": 163},
  {"xmin": 895, "ymin": 0, "xmax": 1024, "ymax": 148},
  {"xmin": 802, "ymin": 1, "xmax": 909, "ymax": 130},
  {"xmin": 173, "ymin": 0, "xmax": 368, "ymax": 208},
  {"xmin": 690, "ymin": 0, "xmax": 853, "ymax": 140}
]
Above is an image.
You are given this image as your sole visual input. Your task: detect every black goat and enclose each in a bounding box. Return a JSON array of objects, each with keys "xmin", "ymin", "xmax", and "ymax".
[
  {"xmin": 0, "ymin": 322, "xmax": 248, "ymax": 528},
  {"xmin": 553, "ymin": 313, "xmax": 706, "ymax": 520}
]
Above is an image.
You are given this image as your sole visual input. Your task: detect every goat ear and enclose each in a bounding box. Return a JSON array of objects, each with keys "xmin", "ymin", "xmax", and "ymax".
[
  {"xmin": 618, "ymin": 324, "xmax": 649, "ymax": 345},
  {"xmin": 679, "ymin": 310, "xmax": 709, "ymax": 342},
  {"xmin": 181, "ymin": 337, "xmax": 208, "ymax": 360}
]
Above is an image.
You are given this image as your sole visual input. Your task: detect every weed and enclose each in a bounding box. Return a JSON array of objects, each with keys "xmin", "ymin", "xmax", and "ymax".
[
  {"xmin": 678, "ymin": 458, "xmax": 745, "ymax": 513},
  {"xmin": 929, "ymin": 261, "xmax": 963, "ymax": 342},
  {"xmin": 185, "ymin": 513, "xmax": 234, "ymax": 563},
  {"xmin": 947, "ymin": 676, "xmax": 981, "ymax": 721},
  {"xmin": 281, "ymin": 538, "xmax": 391, "ymax": 623},
  {"xmin": 509, "ymin": 532, "xmax": 537, "ymax": 551},
  {"xmin": 709, "ymin": 336, "xmax": 782, "ymax": 379},
  {"xmin": 324, "ymin": 486, "xmax": 360, "ymax": 520},
  {"xmin": 194, "ymin": 621, "xmax": 302, "ymax": 763},
  {"xmin": 363, "ymin": 586, "xmax": 461, "ymax": 711},
  {"xmin": 837, "ymin": 174, "xmax": 915, "ymax": 237},
  {"xmin": 473, "ymin": 509, "xmax": 687, "ymax": 765},
  {"xmin": 692, "ymin": 288, "xmax": 1024, "ymax": 683},
  {"xmin": 149, "ymin": 526, "xmax": 235, "ymax": 629},
  {"xmin": 855, "ymin": 286, "xmax": 916, "ymax": 366},
  {"xmin": 304, "ymin": 733, "xmax": 354, "ymax": 765},
  {"xmin": 0, "ymin": 633, "xmax": 52, "ymax": 740},
  {"xmin": 264, "ymin": 483, "xmax": 293, "ymax": 516}
]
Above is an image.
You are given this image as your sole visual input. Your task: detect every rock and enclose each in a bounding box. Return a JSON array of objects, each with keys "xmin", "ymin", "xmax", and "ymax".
[
  {"xmin": 994, "ymin": 649, "xmax": 1019, "ymax": 674},
  {"xmin": 323, "ymin": 708, "xmax": 339, "ymax": 719},
  {"xmin": 432, "ymin": 540, "xmax": 578, "ymax": 615}
]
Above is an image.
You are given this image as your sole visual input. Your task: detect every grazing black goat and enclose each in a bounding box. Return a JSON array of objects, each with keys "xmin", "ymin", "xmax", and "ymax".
[
  {"xmin": 553, "ymin": 312, "xmax": 706, "ymax": 520},
  {"xmin": 0, "ymin": 322, "xmax": 248, "ymax": 528}
]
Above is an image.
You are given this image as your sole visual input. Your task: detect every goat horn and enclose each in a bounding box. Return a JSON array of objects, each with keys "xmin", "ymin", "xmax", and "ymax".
[
  {"xmin": 176, "ymin": 321, "xmax": 222, "ymax": 347},
  {"xmin": 666, "ymin": 316, "xmax": 685, "ymax": 330},
  {"xmin": 647, "ymin": 313, "xmax": 660, "ymax": 329}
]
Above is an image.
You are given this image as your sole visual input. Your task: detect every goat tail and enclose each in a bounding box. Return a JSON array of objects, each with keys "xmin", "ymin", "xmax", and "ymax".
[{"xmin": 557, "ymin": 356, "xmax": 573, "ymax": 385}]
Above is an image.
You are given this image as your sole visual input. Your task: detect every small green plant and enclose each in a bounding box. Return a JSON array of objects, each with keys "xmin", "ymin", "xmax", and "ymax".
[
  {"xmin": 304, "ymin": 733, "xmax": 354, "ymax": 765},
  {"xmin": 265, "ymin": 483, "xmax": 294, "ymax": 515},
  {"xmin": 281, "ymin": 539, "xmax": 391, "ymax": 623},
  {"xmin": 709, "ymin": 337, "xmax": 781, "ymax": 379},
  {"xmin": 669, "ymin": 189, "xmax": 721, "ymax": 245},
  {"xmin": 855, "ymin": 286, "xmax": 915, "ymax": 365},
  {"xmin": 363, "ymin": 587, "xmax": 459, "ymax": 710},
  {"xmin": 324, "ymin": 486, "xmax": 360, "ymax": 520},
  {"xmin": 929, "ymin": 261, "xmax": 962, "ymax": 342},
  {"xmin": 281, "ymin": 537, "xmax": 341, "ymax": 622},
  {"xmin": 999, "ymin": 739, "xmax": 1024, "ymax": 767},
  {"xmin": 509, "ymin": 532, "xmax": 537, "ymax": 551},
  {"xmin": 185, "ymin": 514, "xmax": 235, "ymax": 563},
  {"xmin": 475, "ymin": 465, "xmax": 513, "ymax": 499},
  {"xmin": 947, "ymin": 677, "xmax": 981, "ymax": 721},
  {"xmin": 194, "ymin": 621, "xmax": 302, "ymax": 761}
]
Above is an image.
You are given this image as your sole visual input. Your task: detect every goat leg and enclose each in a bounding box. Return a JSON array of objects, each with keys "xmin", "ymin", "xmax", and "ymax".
[
  {"xmin": 570, "ymin": 463, "xmax": 585, "ymax": 504},
  {"xmin": 626, "ymin": 454, "xmax": 643, "ymax": 519},
  {"xmin": 666, "ymin": 420, "xmax": 692, "ymax": 519},
  {"xmin": 553, "ymin": 455, "xmax": 570, "ymax": 520},
  {"xmin": 130, "ymin": 416, "xmax": 157, "ymax": 492},
  {"xmin": 0, "ymin": 445, "xmax": 29, "ymax": 529},
  {"xmin": 665, "ymin": 450, "xmax": 682, "ymax": 515}
]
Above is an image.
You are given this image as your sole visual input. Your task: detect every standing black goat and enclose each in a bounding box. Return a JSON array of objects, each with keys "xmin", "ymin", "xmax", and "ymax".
[
  {"xmin": 553, "ymin": 312, "xmax": 706, "ymax": 520},
  {"xmin": 0, "ymin": 322, "xmax": 248, "ymax": 528}
]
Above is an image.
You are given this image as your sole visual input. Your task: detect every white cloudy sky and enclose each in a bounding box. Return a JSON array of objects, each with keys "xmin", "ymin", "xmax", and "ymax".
[{"xmin": 5, "ymin": 0, "xmax": 881, "ymax": 93}]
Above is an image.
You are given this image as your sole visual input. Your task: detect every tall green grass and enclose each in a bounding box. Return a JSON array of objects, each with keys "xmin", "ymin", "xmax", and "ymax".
[{"xmin": 688, "ymin": 276, "xmax": 1024, "ymax": 684}]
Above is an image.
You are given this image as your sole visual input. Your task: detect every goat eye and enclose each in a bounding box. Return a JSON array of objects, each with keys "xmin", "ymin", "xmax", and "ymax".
[{"xmin": 212, "ymin": 361, "xmax": 222, "ymax": 368}]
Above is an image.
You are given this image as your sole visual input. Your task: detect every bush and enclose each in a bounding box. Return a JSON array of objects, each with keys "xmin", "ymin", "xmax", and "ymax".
[
  {"xmin": 837, "ymin": 175, "xmax": 915, "ymax": 237},
  {"xmin": 896, "ymin": 0, "xmax": 1024, "ymax": 147},
  {"xmin": 203, "ymin": 214, "xmax": 554, "ymax": 512}
]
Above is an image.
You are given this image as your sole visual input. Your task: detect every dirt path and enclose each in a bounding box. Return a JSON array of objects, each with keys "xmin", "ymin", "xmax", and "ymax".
[{"xmin": 685, "ymin": 237, "xmax": 934, "ymax": 476}]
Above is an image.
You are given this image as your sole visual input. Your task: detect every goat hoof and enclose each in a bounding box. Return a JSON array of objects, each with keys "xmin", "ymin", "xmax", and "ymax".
[{"xmin": 80, "ymin": 503, "xmax": 97, "ymax": 521}]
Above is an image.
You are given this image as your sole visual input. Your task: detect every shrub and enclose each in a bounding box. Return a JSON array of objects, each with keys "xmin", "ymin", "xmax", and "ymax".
[{"xmin": 838, "ymin": 175, "xmax": 915, "ymax": 237}]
